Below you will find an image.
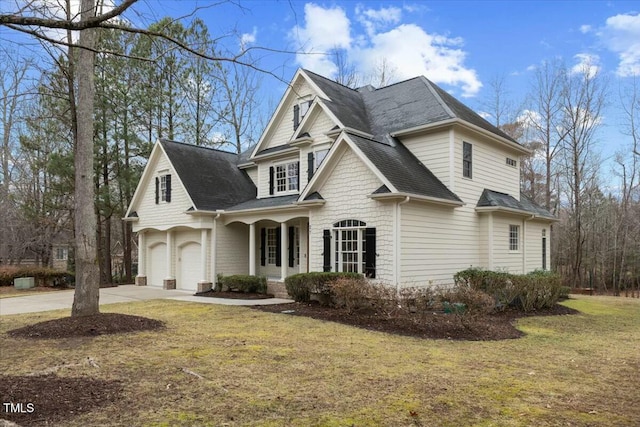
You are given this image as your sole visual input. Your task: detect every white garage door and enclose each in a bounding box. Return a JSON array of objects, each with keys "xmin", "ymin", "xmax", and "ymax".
[
  {"xmin": 178, "ymin": 242, "xmax": 201, "ymax": 291},
  {"xmin": 148, "ymin": 243, "xmax": 167, "ymax": 287}
]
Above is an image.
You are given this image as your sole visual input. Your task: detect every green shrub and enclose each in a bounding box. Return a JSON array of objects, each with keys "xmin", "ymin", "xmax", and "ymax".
[
  {"xmin": 454, "ymin": 267, "xmax": 563, "ymax": 312},
  {"xmin": 285, "ymin": 272, "xmax": 362, "ymax": 303},
  {"xmin": 0, "ymin": 266, "xmax": 71, "ymax": 287},
  {"xmin": 217, "ymin": 275, "xmax": 266, "ymax": 293}
]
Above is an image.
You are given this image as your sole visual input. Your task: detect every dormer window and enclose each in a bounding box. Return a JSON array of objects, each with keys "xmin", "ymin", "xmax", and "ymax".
[
  {"xmin": 155, "ymin": 173, "xmax": 172, "ymax": 203},
  {"xmin": 269, "ymin": 161, "xmax": 299, "ymax": 195},
  {"xmin": 293, "ymin": 98, "xmax": 313, "ymax": 130}
]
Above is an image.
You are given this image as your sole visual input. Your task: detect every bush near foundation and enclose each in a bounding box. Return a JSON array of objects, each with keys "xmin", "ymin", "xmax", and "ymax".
[
  {"xmin": 217, "ymin": 275, "xmax": 267, "ymax": 293},
  {"xmin": 454, "ymin": 268, "xmax": 563, "ymax": 312},
  {"xmin": 0, "ymin": 266, "xmax": 71, "ymax": 287},
  {"xmin": 285, "ymin": 272, "xmax": 362, "ymax": 303}
]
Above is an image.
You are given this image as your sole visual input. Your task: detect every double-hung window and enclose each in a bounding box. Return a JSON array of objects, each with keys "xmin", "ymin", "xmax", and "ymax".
[
  {"xmin": 155, "ymin": 173, "xmax": 171, "ymax": 203},
  {"xmin": 509, "ymin": 225, "xmax": 520, "ymax": 251},
  {"xmin": 326, "ymin": 220, "xmax": 376, "ymax": 278},
  {"xmin": 266, "ymin": 228, "xmax": 278, "ymax": 265},
  {"xmin": 463, "ymin": 142, "xmax": 472, "ymax": 179},
  {"xmin": 275, "ymin": 162, "xmax": 299, "ymax": 193}
]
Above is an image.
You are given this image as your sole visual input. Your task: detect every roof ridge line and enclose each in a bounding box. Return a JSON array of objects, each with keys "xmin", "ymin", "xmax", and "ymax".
[
  {"xmin": 160, "ymin": 139, "xmax": 239, "ymax": 156},
  {"xmin": 418, "ymin": 76, "xmax": 456, "ymax": 119}
]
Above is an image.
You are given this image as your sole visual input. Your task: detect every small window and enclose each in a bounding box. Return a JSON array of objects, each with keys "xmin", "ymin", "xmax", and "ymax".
[
  {"xmin": 155, "ymin": 173, "xmax": 171, "ymax": 204},
  {"xmin": 267, "ymin": 228, "xmax": 278, "ymax": 265},
  {"xmin": 55, "ymin": 248, "xmax": 68, "ymax": 260},
  {"xmin": 293, "ymin": 98, "xmax": 313, "ymax": 130},
  {"xmin": 509, "ymin": 225, "xmax": 519, "ymax": 251},
  {"xmin": 463, "ymin": 142, "xmax": 472, "ymax": 178},
  {"xmin": 506, "ymin": 157, "xmax": 517, "ymax": 167},
  {"xmin": 160, "ymin": 175, "xmax": 169, "ymax": 201}
]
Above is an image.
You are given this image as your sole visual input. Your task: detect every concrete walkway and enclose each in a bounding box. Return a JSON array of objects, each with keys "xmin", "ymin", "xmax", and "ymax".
[{"xmin": 0, "ymin": 285, "xmax": 293, "ymax": 316}]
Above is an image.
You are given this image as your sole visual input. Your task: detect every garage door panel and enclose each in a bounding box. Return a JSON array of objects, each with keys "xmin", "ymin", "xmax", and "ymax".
[
  {"xmin": 178, "ymin": 242, "xmax": 200, "ymax": 291},
  {"xmin": 148, "ymin": 243, "xmax": 166, "ymax": 287}
]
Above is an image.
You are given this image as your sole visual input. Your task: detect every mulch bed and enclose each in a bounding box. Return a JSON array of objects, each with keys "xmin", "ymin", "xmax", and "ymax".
[
  {"xmin": 7, "ymin": 313, "xmax": 165, "ymax": 340},
  {"xmin": 0, "ymin": 374, "xmax": 122, "ymax": 426},
  {"xmin": 252, "ymin": 302, "xmax": 579, "ymax": 341},
  {"xmin": 194, "ymin": 290, "xmax": 274, "ymax": 300}
]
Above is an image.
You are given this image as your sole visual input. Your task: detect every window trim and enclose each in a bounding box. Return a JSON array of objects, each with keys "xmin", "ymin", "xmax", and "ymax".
[
  {"xmin": 266, "ymin": 228, "xmax": 278, "ymax": 265},
  {"xmin": 509, "ymin": 224, "xmax": 520, "ymax": 252},
  {"xmin": 273, "ymin": 160, "xmax": 299, "ymax": 195},
  {"xmin": 332, "ymin": 220, "xmax": 367, "ymax": 274},
  {"xmin": 160, "ymin": 175, "xmax": 169, "ymax": 202},
  {"xmin": 463, "ymin": 141, "xmax": 472, "ymax": 179}
]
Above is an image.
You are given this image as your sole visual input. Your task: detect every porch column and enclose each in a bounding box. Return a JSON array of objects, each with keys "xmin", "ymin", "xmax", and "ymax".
[
  {"xmin": 249, "ymin": 222, "xmax": 256, "ymax": 276},
  {"xmin": 136, "ymin": 231, "xmax": 147, "ymax": 286},
  {"xmin": 280, "ymin": 221, "xmax": 287, "ymax": 281},
  {"xmin": 163, "ymin": 230, "xmax": 176, "ymax": 289},
  {"xmin": 200, "ymin": 229, "xmax": 208, "ymax": 282},
  {"xmin": 198, "ymin": 228, "xmax": 212, "ymax": 293}
]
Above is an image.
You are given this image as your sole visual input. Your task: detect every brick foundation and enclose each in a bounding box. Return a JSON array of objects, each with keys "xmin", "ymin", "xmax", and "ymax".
[
  {"xmin": 135, "ymin": 275, "xmax": 147, "ymax": 286},
  {"xmin": 163, "ymin": 279, "xmax": 176, "ymax": 290}
]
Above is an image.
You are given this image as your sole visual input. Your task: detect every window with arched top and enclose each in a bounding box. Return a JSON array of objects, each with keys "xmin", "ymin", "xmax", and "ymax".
[{"xmin": 323, "ymin": 219, "xmax": 376, "ymax": 278}]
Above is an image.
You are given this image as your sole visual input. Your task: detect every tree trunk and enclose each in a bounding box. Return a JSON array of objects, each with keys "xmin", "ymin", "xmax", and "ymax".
[{"xmin": 72, "ymin": 0, "xmax": 100, "ymax": 317}]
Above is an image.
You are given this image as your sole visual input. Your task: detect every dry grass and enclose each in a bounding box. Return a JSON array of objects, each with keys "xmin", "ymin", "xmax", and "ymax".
[{"xmin": 1, "ymin": 295, "xmax": 639, "ymax": 426}]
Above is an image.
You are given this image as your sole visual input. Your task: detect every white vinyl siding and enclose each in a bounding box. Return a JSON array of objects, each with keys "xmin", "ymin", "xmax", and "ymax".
[
  {"xmin": 525, "ymin": 221, "xmax": 549, "ymax": 272},
  {"xmin": 215, "ymin": 222, "xmax": 249, "ymax": 277},
  {"xmin": 400, "ymin": 201, "xmax": 481, "ymax": 286},
  {"xmin": 245, "ymin": 167, "xmax": 258, "ymax": 186},
  {"xmin": 400, "ymin": 131, "xmax": 451, "ymax": 189},
  {"xmin": 308, "ymin": 146, "xmax": 394, "ymax": 282},
  {"xmin": 492, "ymin": 214, "xmax": 524, "ymax": 273},
  {"xmin": 454, "ymin": 130, "xmax": 521, "ymax": 209},
  {"xmin": 262, "ymin": 79, "xmax": 314, "ymax": 150},
  {"xmin": 133, "ymin": 151, "xmax": 201, "ymax": 232}
]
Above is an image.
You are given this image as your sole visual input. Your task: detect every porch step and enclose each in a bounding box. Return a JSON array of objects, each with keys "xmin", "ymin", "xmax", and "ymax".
[{"xmin": 267, "ymin": 281, "xmax": 290, "ymax": 299}]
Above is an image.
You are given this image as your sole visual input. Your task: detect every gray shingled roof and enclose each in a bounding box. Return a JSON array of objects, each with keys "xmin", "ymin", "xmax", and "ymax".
[
  {"xmin": 160, "ymin": 139, "xmax": 256, "ymax": 211},
  {"xmin": 303, "ymin": 70, "xmax": 371, "ymax": 132},
  {"xmin": 477, "ymin": 189, "xmax": 555, "ymax": 219},
  {"xmin": 347, "ymin": 133, "xmax": 463, "ymax": 203},
  {"xmin": 226, "ymin": 194, "xmax": 299, "ymax": 211}
]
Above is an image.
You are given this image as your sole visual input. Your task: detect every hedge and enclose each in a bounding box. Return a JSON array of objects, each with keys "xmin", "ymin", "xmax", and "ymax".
[
  {"xmin": 217, "ymin": 274, "xmax": 267, "ymax": 293},
  {"xmin": 285, "ymin": 272, "xmax": 362, "ymax": 303},
  {"xmin": 453, "ymin": 267, "xmax": 562, "ymax": 312},
  {"xmin": 0, "ymin": 266, "xmax": 72, "ymax": 287}
]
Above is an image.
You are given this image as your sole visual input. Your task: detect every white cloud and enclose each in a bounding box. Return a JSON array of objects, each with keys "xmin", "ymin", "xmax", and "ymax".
[
  {"xmin": 240, "ymin": 27, "xmax": 257, "ymax": 50},
  {"xmin": 355, "ymin": 5, "xmax": 402, "ymax": 36},
  {"xmin": 600, "ymin": 13, "xmax": 640, "ymax": 77},
  {"xmin": 579, "ymin": 24, "xmax": 592, "ymax": 34},
  {"xmin": 571, "ymin": 53, "xmax": 600, "ymax": 79},
  {"xmin": 290, "ymin": 3, "xmax": 351, "ymax": 77},
  {"xmin": 290, "ymin": 3, "xmax": 482, "ymax": 97}
]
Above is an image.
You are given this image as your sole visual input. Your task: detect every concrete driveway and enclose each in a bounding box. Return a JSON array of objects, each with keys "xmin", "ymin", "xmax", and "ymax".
[{"xmin": 0, "ymin": 285, "xmax": 292, "ymax": 316}]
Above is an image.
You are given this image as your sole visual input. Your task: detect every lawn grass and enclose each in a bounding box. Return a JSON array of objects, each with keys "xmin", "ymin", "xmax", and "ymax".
[{"xmin": 1, "ymin": 295, "xmax": 639, "ymax": 426}]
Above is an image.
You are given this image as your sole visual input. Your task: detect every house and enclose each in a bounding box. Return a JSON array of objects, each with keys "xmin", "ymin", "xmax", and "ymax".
[{"xmin": 124, "ymin": 69, "xmax": 555, "ymax": 293}]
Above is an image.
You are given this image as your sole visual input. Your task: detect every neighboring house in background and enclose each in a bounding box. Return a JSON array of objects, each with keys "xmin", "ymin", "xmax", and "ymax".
[{"xmin": 125, "ymin": 69, "xmax": 555, "ymax": 293}]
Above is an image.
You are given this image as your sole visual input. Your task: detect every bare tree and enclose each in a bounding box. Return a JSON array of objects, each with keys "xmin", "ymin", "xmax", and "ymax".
[{"xmin": 558, "ymin": 60, "xmax": 607, "ymax": 287}]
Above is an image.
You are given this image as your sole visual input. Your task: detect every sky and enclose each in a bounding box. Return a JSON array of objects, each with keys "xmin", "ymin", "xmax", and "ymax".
[{"xmin": 2, "ymin": 0, "xmax": 640, "ymax": 186}]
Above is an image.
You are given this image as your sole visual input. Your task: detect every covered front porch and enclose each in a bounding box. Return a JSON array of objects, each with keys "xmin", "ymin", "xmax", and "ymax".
[{"xmin": 223, "ymin": 209, "xmax": 311, "ymax": 283}]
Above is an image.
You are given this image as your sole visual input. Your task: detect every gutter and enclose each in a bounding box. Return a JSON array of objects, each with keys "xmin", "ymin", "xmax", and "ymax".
[
  {"xmin": 369, "ymin": 192, "xmax": 464, "ymax": 207},
  {"xmin": 475, "ymin": 206, "xmax": 559, "ymax": 221}
]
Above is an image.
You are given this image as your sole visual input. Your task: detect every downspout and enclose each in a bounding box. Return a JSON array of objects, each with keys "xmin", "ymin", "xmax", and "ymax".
[
  {"xmin": 395, "ymin": 196, "xmax": 411, "ymax": 293},
  {"xmin": 211, "ymin": 212, "xmax": 222, "ymax": 287}
]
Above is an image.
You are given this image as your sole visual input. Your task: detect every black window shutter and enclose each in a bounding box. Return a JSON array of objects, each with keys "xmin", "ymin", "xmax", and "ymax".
[
  {"xmin": 296, "ymin": 161, "xmax": 300, "ymax": 187},
  {"xmin": 323, "ymin": 229, "xmax": 331, "ymax": 272},
  {"xmin": 275, "ymin": 228, "xmax": 282, "ymax": 267},
  {"xmin": 260, "ymin": 228, "xmax": 266, "ymax": 266},
  {"xmin": 288, "ymin": 226, "xmax": 295, "ymax": 268},
  {"xmin": 307, "ymin": 152, "xmax": 314, "ymax": 181},
  {"xmin": 365, "ymin": 227, "xmax": 376, "ymax": 278},
  {"xmin": 269, "ymin": 166, "xmax": 274, "ymax": 195},
  {"xmin": 165, "ymin": 174, "xmax": 172, "ymax": 202},
  {"xmin": 155, "ymin": 177, "xmax": 159, "ymax": 204},
  {"xmin": 293, "ymin": 104, "xmax": 300, "ymax": 130}
]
